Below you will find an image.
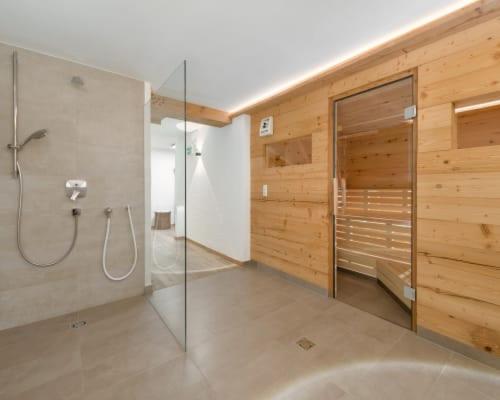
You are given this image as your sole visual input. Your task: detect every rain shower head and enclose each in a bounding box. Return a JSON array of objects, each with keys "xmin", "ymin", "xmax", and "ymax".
[{"xmin": 20, "ymin": 129, "xmax": 47, "ymax": 149}]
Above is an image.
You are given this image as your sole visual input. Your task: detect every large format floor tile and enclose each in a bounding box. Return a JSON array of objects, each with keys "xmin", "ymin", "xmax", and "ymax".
[{"xmin": 1, "ymin": 267, "xmax": 498, "ymax": 400}]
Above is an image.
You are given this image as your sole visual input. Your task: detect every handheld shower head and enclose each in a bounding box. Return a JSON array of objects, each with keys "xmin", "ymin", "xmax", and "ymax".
[{"xmin": 20, "ymin": 129, "xmax": 47, "ymax": 149}]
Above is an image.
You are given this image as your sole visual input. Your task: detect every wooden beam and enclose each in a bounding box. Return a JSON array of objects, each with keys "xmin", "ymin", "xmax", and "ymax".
[
  {"xmin": 233, "ymin": 0, "xmax": 500, "ymax": 116},
  {"xmin": 151, "ymin": 93, "xmax": 231, "ymax": 127}
]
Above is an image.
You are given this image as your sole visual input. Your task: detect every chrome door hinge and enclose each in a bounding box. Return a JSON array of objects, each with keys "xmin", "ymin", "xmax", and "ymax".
[
  {"xmin": 404, "ymin": 285, "xmax": 416, "ymax": 301},
  {"xmin": 404, "ymin": 105, "xmax": 417, "ymax": 120}
]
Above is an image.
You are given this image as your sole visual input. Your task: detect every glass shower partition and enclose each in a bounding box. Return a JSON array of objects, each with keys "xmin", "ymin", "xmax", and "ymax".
[{"xmin": 148, "ymin": 61, "xmax": 187, "ymax": 349}]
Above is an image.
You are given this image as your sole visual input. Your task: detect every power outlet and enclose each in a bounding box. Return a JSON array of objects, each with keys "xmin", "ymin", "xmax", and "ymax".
[{"xmin": 262, "ymin": 184, "xmax": 268, "ymax": 198}]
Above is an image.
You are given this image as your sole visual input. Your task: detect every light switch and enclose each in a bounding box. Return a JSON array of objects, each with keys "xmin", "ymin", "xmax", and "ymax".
[{"xmin": 262, "ymin": 184, "xmax": 268, "ymax": 198}]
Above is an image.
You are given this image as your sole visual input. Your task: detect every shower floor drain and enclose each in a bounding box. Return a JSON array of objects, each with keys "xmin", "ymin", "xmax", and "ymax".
[
  {"xmin": 71, "ymin": 320, "xmax": 87, "ymax": 329},
  {"xmin": 297, "ymin": 337, "xmax": 315, "ymax": 350}
]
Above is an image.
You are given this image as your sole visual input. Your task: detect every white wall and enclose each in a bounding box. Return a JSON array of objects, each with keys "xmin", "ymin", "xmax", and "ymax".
[
  {"xmin": 151, "ymin": 149, "xmax": 176, "ymax": 221},
  {"xmin": 186, "ymin": 114, "xmax": 250, "ymax": 262},
  {"xmin": 174, "ymin": 132, "xmax": 186, "ymax": 238}
]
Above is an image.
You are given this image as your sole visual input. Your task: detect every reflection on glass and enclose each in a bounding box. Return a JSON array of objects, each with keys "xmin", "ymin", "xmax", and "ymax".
[{"xmin": 148, "ymin": 61, "xmax": 187, "ymax": 349}]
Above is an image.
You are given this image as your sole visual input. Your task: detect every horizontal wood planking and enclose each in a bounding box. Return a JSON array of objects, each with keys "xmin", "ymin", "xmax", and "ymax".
[
  {"xmin": 417, "ymin": 144, "xmax": 500, "ymax": 174},
  {"xmin": 250, "ymin": 85, "xmax": 330, "ymax": 287},
  {"xmin": 337, "ymin": 77, "xmax": 412, "ymax": 136},
  {"xmin": 418, "ymin": 103, "xmax": 455, "ymax": 152},
  {"xmin": 417, "ymin": 302, "xmax": 500, "ymax": 356},
  {"xmin": 377, "ymin": 259, "xmax": 412, "ymax": 309},
  {"xmin": 337, "ymin": 249, "xmax": 377, "ymax": 277},
  {"xmin": 252, "ymin": 200, "xmax": 329, "ymax": 243},
  {"xmin": 418, "ymin": 172, "xmax": 500, "ymax": 198},
  {"xmin": 251, "ymin": 200, "xmax": 329, "ymax": 288},
  {"xmin": 339, "ymin": 125, "xmax": 412, "ymax": 189},
  {"xmin": 418, "ymin": 196, "xmax": 500, "ymax": 225},
  {"xmin": 250, "ymin": 6, "xmax": 500, "ymax": 355},
  {"xmin": 416, "ymin": 16, "xmax": 500, "ymax": 354},
  {"xmin": 419, "ymin": 38, "xmax": 500, "ymax": 108}
]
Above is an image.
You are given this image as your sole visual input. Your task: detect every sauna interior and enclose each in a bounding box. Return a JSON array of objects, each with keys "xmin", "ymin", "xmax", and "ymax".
[
  {"xmin": 0, "ymin": 1, "xmax": 499, "ymax": 399},
  {"xmin": 334, "ymin": 77, "xmax": 414, "ymax": 329}
]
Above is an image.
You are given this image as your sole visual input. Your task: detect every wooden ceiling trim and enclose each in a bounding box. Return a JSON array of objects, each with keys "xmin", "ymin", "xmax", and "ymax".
[{"xmin": 151, "ymin": 92, "xmax": 231, "ymax": 127}]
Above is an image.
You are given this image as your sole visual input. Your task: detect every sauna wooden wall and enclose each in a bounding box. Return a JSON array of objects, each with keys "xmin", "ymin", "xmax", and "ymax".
[
  {"xmin": 417, "ymin": 35, "xmax": 500, "ymax": 356},
  {"xmin": 250, "ymin": 15, "xmax": 500, "ymax": 355}
]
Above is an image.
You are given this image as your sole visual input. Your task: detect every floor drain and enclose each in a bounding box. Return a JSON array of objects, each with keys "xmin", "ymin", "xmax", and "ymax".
[
  {"xmin": 71, "ymin": 321, "xmax": 87, "ymax": 329},
  {"xmin": 297, "ymin": 337, "xmax": 315, "ymax": 350}
]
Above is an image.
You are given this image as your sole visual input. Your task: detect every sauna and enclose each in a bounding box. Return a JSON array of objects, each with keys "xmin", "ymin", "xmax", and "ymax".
[{"xmin": 333, "ymin": 76, "xmax": 415, "ymax": 329}]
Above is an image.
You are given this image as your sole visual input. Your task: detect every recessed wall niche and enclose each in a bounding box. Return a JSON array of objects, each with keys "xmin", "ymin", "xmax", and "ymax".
[
  {"xmin": 265, "ymin": 135, "xmax": 312, "ymax": 168},
  {"xmin": 455, "ymin": 98, "xmax": 500, "ymax": 149}
]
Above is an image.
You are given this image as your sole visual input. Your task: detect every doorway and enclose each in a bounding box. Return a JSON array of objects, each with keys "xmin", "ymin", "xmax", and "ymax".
[{"xmin": 332, "ymin": 76, "xmax": 415, "ymax": 329}]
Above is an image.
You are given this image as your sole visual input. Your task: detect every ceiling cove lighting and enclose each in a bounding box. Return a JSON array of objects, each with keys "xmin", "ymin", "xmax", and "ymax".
[
  {"xmin": 228, "ymin": 0, "xmax": 477, "ymax": 115},
  {"xmin": 455, "ymin": 99, "xmax": 500, "ymax": 113},
  {"xmin": 176, "ymin": 121, "xmax": 201, "ymax": 133}
]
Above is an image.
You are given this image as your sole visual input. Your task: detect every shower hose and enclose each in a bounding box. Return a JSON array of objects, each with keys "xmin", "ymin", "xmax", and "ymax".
[
  {"xmin": 16, "ymin": 162, "xmax": 79, "ymax": 267},
  {"xmin": 102, "ymin": 205, "xmax": 137, "ymax": 281}
]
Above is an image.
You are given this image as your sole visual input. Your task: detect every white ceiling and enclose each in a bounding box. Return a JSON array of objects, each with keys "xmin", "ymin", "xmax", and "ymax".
[{"xmin": 0, "ymin": 0, "xmax": 472, "ymax": 112}]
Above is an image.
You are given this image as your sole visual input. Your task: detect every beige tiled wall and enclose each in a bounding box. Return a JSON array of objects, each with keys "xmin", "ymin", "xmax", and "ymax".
[{"xmin": 0, "ymin": 43, "xmax": 145, "ymax": 330}]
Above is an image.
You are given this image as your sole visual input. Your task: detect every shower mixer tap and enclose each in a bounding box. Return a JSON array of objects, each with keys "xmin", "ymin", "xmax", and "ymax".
[{"xmin": 65, "ymin": 180, "xmax": 87, "ymax": 201}]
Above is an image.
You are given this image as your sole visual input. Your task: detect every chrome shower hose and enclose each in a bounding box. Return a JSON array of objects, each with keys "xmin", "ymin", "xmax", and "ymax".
[{"xmin": 16, "ymin": 161, "xmax": 78, "ymax": 267}]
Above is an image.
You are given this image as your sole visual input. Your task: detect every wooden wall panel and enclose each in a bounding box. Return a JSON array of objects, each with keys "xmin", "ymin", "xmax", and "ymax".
[
  {"xmin": 250, "ymin": 90, "xmax": 330, "ymax": 288},
  {"xmin": 251, "ymin": 200, "xmax": 329, "ymax": 288},
  {"xmin": 340, "ymin": 124, "xmax": 411, "ymax": 189},
  {"xmin": 416, "ymin": 27, "xmax": 500, "ymax": 356},
  {"xmin": 250, "ymin": 10, "xmax": 500, "ymax": 355},
  {"xmin": 418, "ymin": 103, "xmax": 455, "ymax": 152}
]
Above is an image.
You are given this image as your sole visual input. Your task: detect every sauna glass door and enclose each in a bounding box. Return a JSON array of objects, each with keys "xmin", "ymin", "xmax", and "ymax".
[{"xmin": 333, "ymin": 77, "xmax": 414, "ymax": 329}]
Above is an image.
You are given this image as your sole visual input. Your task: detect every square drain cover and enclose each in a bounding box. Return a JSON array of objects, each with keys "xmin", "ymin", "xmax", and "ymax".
[
  {"xmin": 297, "ymin": 337, "xmax": 315, "ymax": 350},
  {"xmin": 71, "ymin": 321, "xmax": 87, "ymax": 329}
]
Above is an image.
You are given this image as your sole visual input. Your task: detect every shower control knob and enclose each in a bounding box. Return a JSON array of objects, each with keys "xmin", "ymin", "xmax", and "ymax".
[
  {"xmin": 65, "ymin": 180, "xmax": 87, "ymax": 200},
  {"xmin": 72, "ymin": 208, "xmax": 81, "ymax": 216}
]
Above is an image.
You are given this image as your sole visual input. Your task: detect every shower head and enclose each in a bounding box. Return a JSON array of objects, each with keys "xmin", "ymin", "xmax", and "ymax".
[{"xmin": 20, "ymin": 129, "xmax": 47, "ymax": 149}]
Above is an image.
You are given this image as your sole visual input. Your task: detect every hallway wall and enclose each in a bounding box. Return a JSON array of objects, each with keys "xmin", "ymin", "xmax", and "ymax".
[
  {"xmin": 151, "ymin": 149, "xmax": 175, "ymax": 223},
  {"xmin": 186, "ymin": 114, "xmax": 251, "ymax": 262},
  {"xmin": 0, "ymin": 43, "xmax": 145, "ymax": 330}
]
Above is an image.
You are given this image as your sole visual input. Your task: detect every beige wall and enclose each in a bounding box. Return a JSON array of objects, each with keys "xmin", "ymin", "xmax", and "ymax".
[{"xmin": 0, "ymin": 43, "xmax": 145, "ymax": 330}]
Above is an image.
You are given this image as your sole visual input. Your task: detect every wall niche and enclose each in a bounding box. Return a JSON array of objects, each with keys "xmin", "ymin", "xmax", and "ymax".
[
  {"xmin": 455, "ymin": 96, "xmax": 500, "ymax": 149},
  {"xmin": 266, "ymin": 135, "xmax": 312, "ymax": 168}
]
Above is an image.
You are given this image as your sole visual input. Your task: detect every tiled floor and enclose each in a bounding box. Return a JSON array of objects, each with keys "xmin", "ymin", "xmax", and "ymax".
[
  {"xmin": 1, "ymin": 267, "xmax": 499, "ymax": 400},
  {"xmin": 336, "ymin": 269, "xmax": 411, "ymax": 329},
  {"xmin": 151, "ymin": 229, "xmax": 237, "ymax": 291}
]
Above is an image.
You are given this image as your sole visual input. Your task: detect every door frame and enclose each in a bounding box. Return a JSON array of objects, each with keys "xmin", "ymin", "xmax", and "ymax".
[{"xmin": 327, "ymin": 69, "xmax": 418, "ymax": 331}]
